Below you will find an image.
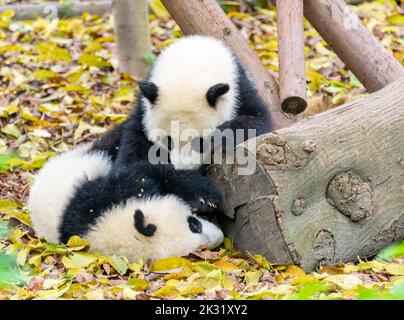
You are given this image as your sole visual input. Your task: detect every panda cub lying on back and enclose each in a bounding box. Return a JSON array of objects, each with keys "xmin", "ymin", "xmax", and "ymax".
[{"xmin": 28, "ymin": 143, "xmax": 224, "ymax": 261}]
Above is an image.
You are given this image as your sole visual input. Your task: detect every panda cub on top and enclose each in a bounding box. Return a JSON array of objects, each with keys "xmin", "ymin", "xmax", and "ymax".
[
  {"xmin": 115, "ymin": 35, "xmax": 272, "ymax": 172},
  {"xmin": 28, "ymin": 137, "xmax": 223, "ymax": 261}
]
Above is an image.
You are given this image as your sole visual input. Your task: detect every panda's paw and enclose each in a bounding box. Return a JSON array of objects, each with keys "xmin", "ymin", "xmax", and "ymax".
[{"xmin": 189, "ymin": 197, "xmax": 221, "ymax": 221}]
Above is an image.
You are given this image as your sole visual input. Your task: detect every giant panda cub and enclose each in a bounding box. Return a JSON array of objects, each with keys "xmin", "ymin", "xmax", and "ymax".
[
  {"xmin": 115, "ymin": 35, "xmax": 272, "ymax": 172},
  {"xmin": 28, "ymin": 142, "xmax": 224, "ymax": 261}
]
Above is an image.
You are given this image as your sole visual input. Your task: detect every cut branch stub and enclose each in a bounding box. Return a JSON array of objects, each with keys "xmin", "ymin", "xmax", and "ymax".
[{"xmin": 326, "ymin": 171, "xmax": 373, "ymax": 222}]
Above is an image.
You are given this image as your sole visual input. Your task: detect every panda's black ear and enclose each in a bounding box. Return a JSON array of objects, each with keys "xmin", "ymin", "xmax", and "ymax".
[
  {"xmin": 138, "ymin": 81, "xmax": 159, "ymax": 104},
  {"xmin": 206, "ymin": 83, "xmax": 230, "ymax": 107}
]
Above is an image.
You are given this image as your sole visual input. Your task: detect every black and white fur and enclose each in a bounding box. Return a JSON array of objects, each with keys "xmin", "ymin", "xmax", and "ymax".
[
  {"xmin": 28, "ymin": 143, "xmax": 224, "ymax": 261},
  {"xmin": 114, "ymin": 35, "xmax": 272, "ymax": 171}
]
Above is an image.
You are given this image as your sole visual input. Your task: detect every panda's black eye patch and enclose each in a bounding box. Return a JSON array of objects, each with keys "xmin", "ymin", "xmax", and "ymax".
[
  {"xmin": 188, "ymin": 216, "xmax": 202, "ymax": 234},
  {"xmin": 206, "ymin": 83, "xmax": 230, "ymax": 107},
  {"xmin": 134, "ymin": 209, "xmax": 157, "ymax": 237}
]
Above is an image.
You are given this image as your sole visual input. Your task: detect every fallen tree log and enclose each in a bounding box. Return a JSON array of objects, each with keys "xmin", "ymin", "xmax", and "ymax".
[{"xmin": 210, "ymin": 77, "xmax": 404, "ymax": 271}]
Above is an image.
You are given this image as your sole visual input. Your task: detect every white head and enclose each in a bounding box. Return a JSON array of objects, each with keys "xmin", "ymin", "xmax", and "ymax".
[
  {"xmin": 83, "ymin": 195, "xmax": 224, "ymax": 261},
  {"xmin": 141, "ymin": 36, "xmax": 239, "ymax": 170}
]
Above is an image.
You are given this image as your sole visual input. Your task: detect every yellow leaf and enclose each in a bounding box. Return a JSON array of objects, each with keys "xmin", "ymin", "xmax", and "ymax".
[
  {"xmin": 84, "ymin": 42, "xmax": 102, "ymax": 53},
  {"xmin": 63, "ymin": 85, "xmax": 90, "ymax": 94},
  {"xmin": 151, "ymin": 257, "xmax": 192, "ymax": 272},
  {"xmin": 0, "ymin": 200, "xmax": 20, "ymax": 209},
  {"xmin": 178, "ymin": 283, "xmax": 205, "ymax": 295},
  {"xmin": 127, "ymin": 278, "xmax": 148, "ymax": 291},
  {"xmin": 28, "ymin": 254, "xmax": 43, "ymax": 268},
  {"xmin": 122, "ymin": 287, "xmax": 138, "ymax": 300},
  {"xmin": 251, "ymin": 254, "xmax": 273, "ymax": 270},
  {"xmin": 67, "ymin": 236, "xmax": 89, "ymax": 250},
  {"xmin": 149, "ymin": 0, "xmax": 169, "ymax": 18},
  {"xmin": 386, "ymin": 14, "xmax": 404, "ymax": 26},
  {"xmin": 213, "ymin": 260, "xmax": 239, "ymax": 271},
  {"xmin": 69, "ymin": 252, "xmax": 97, "ymax": 268},
  {"xmin": 152, "ymin": 285, "xmax": 180, "ymax": 297},
  {"xmin": 322, "ymin": 275, "xmax": 362, "ymax": 290},
  {"xmin": 1, "ymin": 124, "xmax": 21, "ymax": 138},
  {"xmin": 281, "ymin": 265, "xmax": 306, "ymax": 279},
  {"xmin": 35, "ymin": 42, "xmax": 71, "ymax": 62},
  {"xmin": 85, "ymin": 289, "xmax": 105, "ymax": 300},
  {"xmin": 16, "ymin": 247, "xmax": 30, "ymax": 265},
  {"xmin": 221, "ymin": 273, "xmax": 237, "ymax": 289},
  {"xmin": 113, "ymin": 86, "xmax": 135, "ymax": 103},
  {"xmin": 194, "ymin": 276, "xmax": 221, "ymax": 289},
  {"xmin": 245, "ymin": 271, "xmax": 261, "ymax": 285},
  {"xmin": 78, "ymin": 54, "xmax": 111, "ymax": 68},
  {"xmin": 0, "ymin": 10, "xmax": 14, "ymax": 29},
  {"xmin": 384, "ymin": 263, "xmax": 404, "ymax": 276},
  {"xmin": 4, "ymin": 209, "xmax": 32, "ymax": 227},
  {"xmin": 33, "ymin": 70, "xmax": 60, "ymax": 81}
]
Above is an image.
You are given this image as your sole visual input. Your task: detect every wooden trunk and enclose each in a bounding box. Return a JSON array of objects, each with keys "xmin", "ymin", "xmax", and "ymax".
[
  {"xmin": 112, "ymin": 0, "xmax": 151, "ymax": 79},
  {"xmin": 209, "ymin": 77, "xmax": 404, "ymax": 271},
  {"xmin": 277, "ymin": 0, "xmax": 307, "ymax": 114}
]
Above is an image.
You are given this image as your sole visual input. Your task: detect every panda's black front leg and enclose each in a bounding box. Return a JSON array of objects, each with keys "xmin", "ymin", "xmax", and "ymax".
[
  {"xmin": 166, "ymin": 170, "xmax": 222, "ymax": 220},
  {"xmin": 176, "ymin": 172, "xmax": 222, "ymax": 220},
  {"xmin": 144, "ymin": 164, "xmax": 222, "ymax": 220},
  {"xmin": 212, "ymin": 115, "xmax": 271, "ymax": 152}
]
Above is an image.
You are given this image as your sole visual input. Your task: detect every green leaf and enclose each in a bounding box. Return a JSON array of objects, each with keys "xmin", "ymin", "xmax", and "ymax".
[
  {"xmin": 70, "ymin": 252, "xmax": 97, "ymax": 268},
  {"xmin": 0, "ymin": 253, "xmax": 28, "ymax": 289},
  {"xmin": 0, "ymin": 221, "xmax": 10, "ymax": 238},
  {"xmin": 144, "ymin": 53, "xmax": 156, "ymax": 68},
  {"xmin": 127, "ymin": 278, "xmax": 148, "ymax": 291},
  {"xmin": 292, "ymin": 282, "xmax": 330, "ymax": 300},
  {"xmin": 377, "ymin": 241, "xmax": 404, "ymax": 261},
  {"xmin": 107, "ymin": 255, "xmax": 128, "ymax": 275}
]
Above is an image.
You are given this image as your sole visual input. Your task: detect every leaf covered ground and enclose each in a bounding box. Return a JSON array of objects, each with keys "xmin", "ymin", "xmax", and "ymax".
[{"xmin": 0, "ymin": 0, "xmax": 404, "ymax": 300}]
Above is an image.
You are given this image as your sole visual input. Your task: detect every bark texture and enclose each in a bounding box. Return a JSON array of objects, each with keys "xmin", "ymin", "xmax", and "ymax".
[
  {"xmin": 277, "ymin": 0, "xmax": 307, "ymax": 115},
  {"xmin": 210, "ymin": 77, "xmax": 404, "ymax": 271},
  {"xmin": 112, "ymin": 0, "xmax": 151, "ymax": 79}
]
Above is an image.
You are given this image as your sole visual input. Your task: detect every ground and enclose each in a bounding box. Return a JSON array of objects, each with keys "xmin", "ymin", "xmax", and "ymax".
[{"xmin": 0, "ymin": 0, "xmax": 404, "ymax": 300}]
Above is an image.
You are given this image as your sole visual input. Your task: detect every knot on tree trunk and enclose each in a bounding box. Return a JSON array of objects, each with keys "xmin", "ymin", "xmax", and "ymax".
[
  {"xmin": 313, "ymin": 230, "xmax": 336, "ymax": 268},
  {"xmin": 255, "ymin": 133, "xmax": 305, "ymax": 168},
  {"xmin": 326, "ymin": 171, "xmax": 374, "ymax": 222}
]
